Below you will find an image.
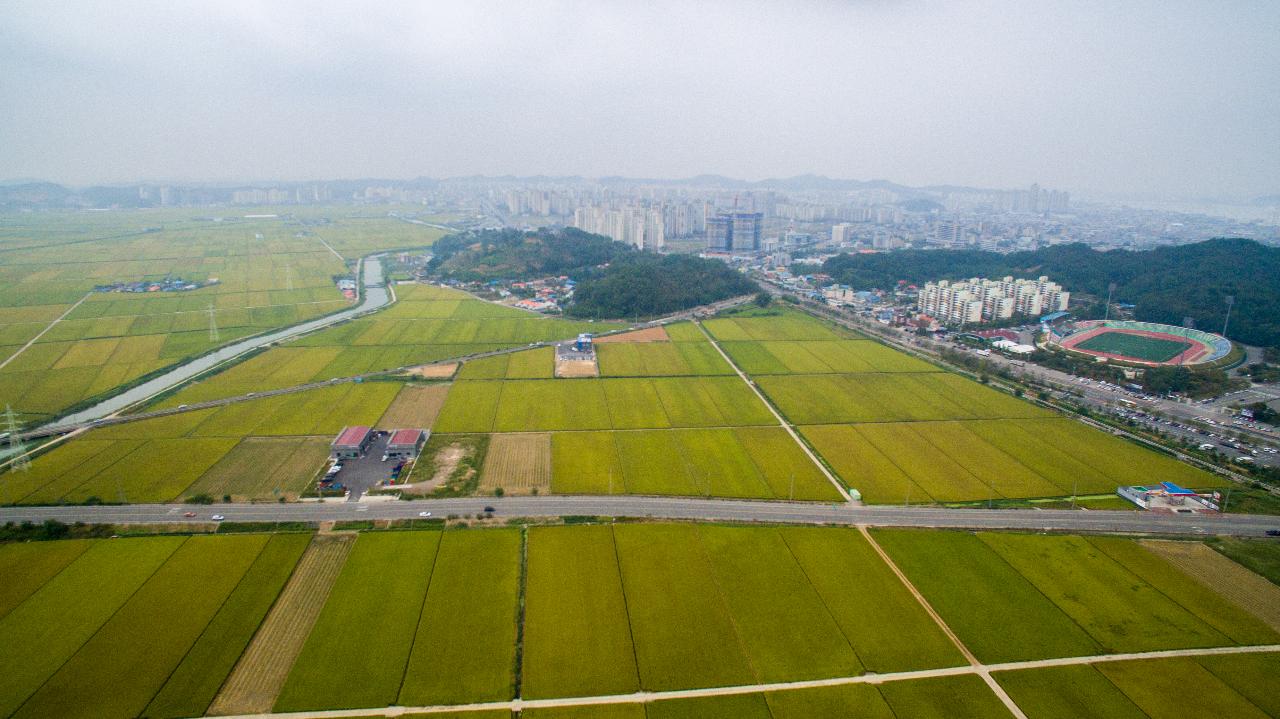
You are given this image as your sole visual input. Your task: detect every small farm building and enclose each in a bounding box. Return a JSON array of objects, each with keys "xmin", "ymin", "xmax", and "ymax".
[
  {"xmin": 331, "ymin": 425, "xmax": 373, "ymax": 459},
  {"xmin": 386, "ymin": 428, "xmax": 428, "ymax": 459}
]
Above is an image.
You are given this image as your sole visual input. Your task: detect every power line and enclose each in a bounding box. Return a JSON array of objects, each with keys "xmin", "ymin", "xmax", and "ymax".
[
  {"xmin": 207, "ymin": 302, "xmax": 220, "ymax": 343},
  {"xmin": 4, "ymin": 405, "xmax": 29, "ymax": 473}
]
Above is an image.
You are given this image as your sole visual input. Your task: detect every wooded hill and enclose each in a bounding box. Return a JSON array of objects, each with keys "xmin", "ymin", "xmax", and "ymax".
[{"xmin": 428, "ymin": 228, "xmax": 758, "ymax": 320}]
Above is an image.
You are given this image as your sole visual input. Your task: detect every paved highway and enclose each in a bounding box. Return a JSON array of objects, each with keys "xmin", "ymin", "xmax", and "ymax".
[{"xmin": 2, "ymin": 496, "xmax": 1278, "ymax": 537}]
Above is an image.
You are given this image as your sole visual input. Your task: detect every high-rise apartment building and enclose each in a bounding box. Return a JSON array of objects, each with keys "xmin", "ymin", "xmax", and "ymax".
[
  {"xmin": 731, "ymin": 212, "xmax": 762, "ymax": 252},
  {"xmin": 918, "ymin": 275, "xmax": 1069, "ymax": 324},
  {"xmin": 704, "ymin": 211, "xmax": 762, "ymax": 252},
  {"xmin": 705, "ymin": 215, "xmax": 733, "ymax": 251}
]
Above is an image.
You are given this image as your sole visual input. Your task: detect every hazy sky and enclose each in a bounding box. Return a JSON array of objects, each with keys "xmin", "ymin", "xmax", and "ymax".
[{"xmin": 2, "ymin": 1, "xmax": 1277, "ymax": 197}]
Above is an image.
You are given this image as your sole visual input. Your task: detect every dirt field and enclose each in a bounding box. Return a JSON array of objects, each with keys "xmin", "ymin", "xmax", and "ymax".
[
  {"xmin": 377, "ymin": 384, "xmax": 451, "ymax": 428},
  {"xmin": 555, "ymin": 359, "xmax": 598, "ymax": 378},
  {"xmin": 1141, "ymin": 540, "xmax": 1280, "ymax": 631},
  {"xmin": 403, "ymin": 363, "xmax": 458, "ymax": 378},
  {"xmin": 480, "ymin": 433, "xmax": 552, "ymax": 494},
  {"xmin": 208, "ymin": 534, "xmax": 355, "ymax": 715},
  {"xmin": 595, "ymin": 326, "xmax": 669, "ymax": 343}
]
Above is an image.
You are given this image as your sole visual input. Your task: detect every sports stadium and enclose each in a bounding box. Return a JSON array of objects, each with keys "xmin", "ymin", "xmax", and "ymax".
[{"xmin": 1048, "ymin": 320, "xmax": 1232, "ymax": 366}]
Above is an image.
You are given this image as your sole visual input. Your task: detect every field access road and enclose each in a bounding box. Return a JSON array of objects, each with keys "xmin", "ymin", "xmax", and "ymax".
[
  {"xmin": 2, "ymin": 495, "xmax": 1278, "ymax": 537},
  {"xmin": 40, "ymin": 256, "xmax": 392, "ymax": 432}
]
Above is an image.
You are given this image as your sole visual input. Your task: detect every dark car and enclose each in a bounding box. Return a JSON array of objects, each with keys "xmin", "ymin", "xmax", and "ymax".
[
  {"xmin": 1266, "ymin": 529, "xmax": 1280, "ymax": 537},
  {"xmin": 483, "ymin": 506, "xmax": 496, "ymax": 513}
]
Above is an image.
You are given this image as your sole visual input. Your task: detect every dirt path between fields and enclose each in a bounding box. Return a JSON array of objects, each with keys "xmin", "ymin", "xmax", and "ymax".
[
  {"xmin": 0, "ymin": 292, "xmax": 89, "ymax": 372},
  {"xmin": 203, "ymin": 643, "xmax": 1280, "ymax": 719}
]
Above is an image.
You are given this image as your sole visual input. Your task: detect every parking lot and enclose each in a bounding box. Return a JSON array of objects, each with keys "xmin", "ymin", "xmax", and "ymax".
[{"xmin": 324, "ymin": 432, "xmax": 407, "ymax": 500}]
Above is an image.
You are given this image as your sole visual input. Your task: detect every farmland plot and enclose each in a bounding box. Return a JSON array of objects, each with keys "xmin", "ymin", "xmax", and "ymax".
[
  {"xmin": 612, "ymin": 524, "xmax": 756, "ymax": 691},
  {"xmin": 376, "ymin": 383, "xmax": 451, "ymax": 428},
  {"xmin": 145, "ymin": 533, "xmax": 311, "ymax": 719},
  {"xmin": 980, "ymin": 533, "xmax": 1232, "ymax": 653},
  {"xmin": 522, "ymin": 525, "xmax": 639, "ymax": 698},
  {"xmin": 12, "ymin": 535, "xmax": 269, "ymax": 719},
  {"xmin": 0, "ymin": 539, "xmax": 93, "ymax": 621},
  {"xmin": 550, "ymin": 431, "xmax": 625, "ymax": 494},
  {"xmin": 872, "ymin": 529, "xmax": 1101, "ymax": 663},
  {"xmin": 276, "ymin": 531, "xmax": 441, "ymax": 711},
  {"xmin": 1196, "ymin": 652, "xmax": 1280, "ymax": 718},
  {"xmin": 480, "ymin": 433, "xmax": 551, "ymax": 494},
  {"xmin": 1097, "ymin": 657, "xmax": 1269, "ymax": 719},
  {"xmin": 211, "ymin": 534, "xmax": 355, "ymax": 715},
  {"xmin": 399, "ymin": 529, "xmax": 521, "ymax": 706},
  {"xmin": 876, "ymin": 674, "xmax": 1013, "ymax": 719},
  {"xmin": 696, "ymin": 524, "xmax": 862, "ymax": 682},
  {"xmin": 184, "ymin": 437, "xmax": 328, "ymax": 501},
  {"xmin": 779, "ymin": 527, "xmax": 964, "ymax": 671},
  {"xmin": 0, "ymin": 537, "xmax": 185, "ymax": 719}
]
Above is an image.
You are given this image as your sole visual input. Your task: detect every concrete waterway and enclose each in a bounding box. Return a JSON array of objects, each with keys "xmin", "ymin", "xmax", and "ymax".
[{"xmin": 44, "ymin": 255, "xmax": 390, "ymax": 430}]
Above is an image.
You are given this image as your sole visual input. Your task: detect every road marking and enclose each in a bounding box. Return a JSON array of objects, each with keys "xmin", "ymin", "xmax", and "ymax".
[
  {"xmin": 695, "ymin": 319, "xmax": 854, "ymax": 504},
  {"xmin": 0, "ymin": 292, "xmax": 90, "ymax": 372}
]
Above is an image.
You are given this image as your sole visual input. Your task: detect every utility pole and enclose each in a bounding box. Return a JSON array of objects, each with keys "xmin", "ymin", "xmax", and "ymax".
[
  {"xmin": 789, "ymin": 471, "xmax": 795, "ymax": 501},
  {"xmin": 207, "ymin": 303, "xmax": 220, "ymax": 343},
  {"xmin": 4, "ymin": 405, "xmax": 29, "ymax": 473},
  {"xmin": 1222, "ymin": 295, "xmax": 1234, "ymax": 337},
  {"xmin": 1072, "ymin": 476, "xmax": 1079, "ymax": 509}
]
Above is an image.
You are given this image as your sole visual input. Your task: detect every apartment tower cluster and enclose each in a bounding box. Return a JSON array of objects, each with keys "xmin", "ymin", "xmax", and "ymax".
[{"xmin": 918, "ymin": 275, "xmax": 1070, "ymax": 325}]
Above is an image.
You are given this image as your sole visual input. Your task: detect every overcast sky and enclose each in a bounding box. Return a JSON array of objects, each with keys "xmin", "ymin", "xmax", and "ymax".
[{"xmin": 1, "ymin": 1, "xmax": 1277, "ymax": 198}]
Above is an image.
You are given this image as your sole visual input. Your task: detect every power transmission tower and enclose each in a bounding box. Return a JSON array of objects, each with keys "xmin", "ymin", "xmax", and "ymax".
[
  {"xmin": 207, "ymin": 303, "xmax": 220, "ymax": 343},
  {"xmin": 4, "ymin": 405, "xmax": 29, "ymax": 473},
  {"xmin": 1103, "ymin": 282, "xmax": 1116, "ymax": 322},
  {"xmin": 1222, "ymin": 295, "xmax": 1234, "ymax": 337}
]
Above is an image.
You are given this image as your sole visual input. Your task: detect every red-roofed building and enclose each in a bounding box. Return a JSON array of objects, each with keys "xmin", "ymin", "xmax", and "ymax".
[
  {"xmin": 386, "ymin": 428, "xmax": 427, "ymax": 459},
  {"xmin": 331, "ymin": 425, "xmax": 372, "ymax": 459}
]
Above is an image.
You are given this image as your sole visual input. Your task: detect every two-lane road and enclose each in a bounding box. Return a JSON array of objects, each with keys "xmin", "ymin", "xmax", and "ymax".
[{"xmin": 2, "ymin": 496, "xmax": 1277, "ymax": 537}]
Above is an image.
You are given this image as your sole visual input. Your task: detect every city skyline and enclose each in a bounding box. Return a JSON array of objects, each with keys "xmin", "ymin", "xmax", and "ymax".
[{"xmin": 2, "ymin": 1, "xmax": 1278, "ymax": 199}]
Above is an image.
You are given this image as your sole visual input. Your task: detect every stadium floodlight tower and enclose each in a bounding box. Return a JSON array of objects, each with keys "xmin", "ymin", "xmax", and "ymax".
[
  {"xmin": 1222, "ymin": 295, "xmax": 1234, "ymax": 337},
  {"xmin": 1103, "ymin": 282, "xmax": 1116, "ymax": 322}
]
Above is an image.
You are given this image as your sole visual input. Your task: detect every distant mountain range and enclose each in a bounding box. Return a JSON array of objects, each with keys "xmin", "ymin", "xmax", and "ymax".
[{"xmin": 0, "ymin": 174, "xmax": 1001, "ymax": 210}]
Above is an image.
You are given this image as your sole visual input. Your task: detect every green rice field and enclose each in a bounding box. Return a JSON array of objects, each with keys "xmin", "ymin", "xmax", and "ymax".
[
  {"xmin": 435, "ymin": 376, "xmax": 774, "ymax": 433},
  {"xmin": 0, "ymin": 526, "xmax": 1275, "ymax": 717},
  {"xmin": 5, "ymin": 382, "xmax": 399, "ymax": 504},
  {"xmin": 0, "ymin": 211, "xmax": 445, "ymax": 422}
]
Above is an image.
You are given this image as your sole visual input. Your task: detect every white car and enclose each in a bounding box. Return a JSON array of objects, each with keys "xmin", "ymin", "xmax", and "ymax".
[
  {"xmin": 211, "ymin": 514, "xmax": 225, "ymax": 521},
  {"xmin": 418, "ymin": 511, "xmax": 433, "ymax": 518}
]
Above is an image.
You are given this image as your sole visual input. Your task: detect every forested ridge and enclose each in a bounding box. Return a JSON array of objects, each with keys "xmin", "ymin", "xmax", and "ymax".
[{"xmin": 822, "ymin": 238, "xmax": 1280, "ymax": 346}]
